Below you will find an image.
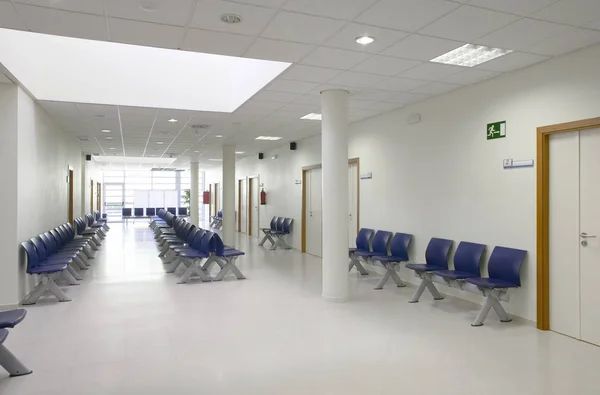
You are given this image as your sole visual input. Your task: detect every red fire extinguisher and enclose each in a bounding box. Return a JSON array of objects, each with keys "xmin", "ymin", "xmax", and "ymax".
[
  {"xmin": 203, "ymin": 191, "xmax": 210, "ymax": 204},
  {"xmin": 260, "ymin": 188, "xmax": 266, "ymax": 205}
]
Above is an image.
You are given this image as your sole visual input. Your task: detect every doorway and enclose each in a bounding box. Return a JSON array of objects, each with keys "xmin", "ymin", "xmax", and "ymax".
[
  {"xmin": 238, "ymin": 178, "xmax": 247, "ymax": 233},
  {"xmin": 248, "ymin": 176, "xmax": 259, "ymax": 237},
  {"xmin": 214, "ymin": 183, "xmax": 219, "ymax": 216},
  {"xmin": 68, "ymin": 168, "xmax": 74, "ymax": 223},
  {"xmin": 90, "ymin": 180, "xmax": 94, "ymax": 213},
  {"xmin": 96, "ymin": 182, "xmax": 101, "ymax": 212}
]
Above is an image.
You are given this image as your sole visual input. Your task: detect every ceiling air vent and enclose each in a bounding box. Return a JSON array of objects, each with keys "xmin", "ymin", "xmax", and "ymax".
[
  {"xmin": 77, "ymin": 136, "xmax": 90, "ymax": 141},
  {"xmin": 151, "ymin": 167, "xmax": 177, "ymax": 172},
  {"xmin": 220, "ymin": 14, "xmax": 242, "ymax": 24}
]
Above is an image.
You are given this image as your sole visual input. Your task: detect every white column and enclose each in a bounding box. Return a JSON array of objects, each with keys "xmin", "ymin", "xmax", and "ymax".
[
  {"xmin": 222, "ymin": 145, "xmax": 236, "ymax": 246},
  {"xmin": 321, "ymin": 89, "xmax": 349, "ymax": 302},
  {"xmin": 190, "ymin": 161, "xmax": 199, "ymax": 226}
]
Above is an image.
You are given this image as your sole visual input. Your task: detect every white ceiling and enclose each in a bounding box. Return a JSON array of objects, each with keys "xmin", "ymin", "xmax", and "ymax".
[{"xmin": 1, "ymin": 0, "xmax": 600, "ymax": 166}]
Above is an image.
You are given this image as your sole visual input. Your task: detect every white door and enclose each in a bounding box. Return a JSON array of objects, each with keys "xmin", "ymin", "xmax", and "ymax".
[
  {"xmin": 305, "ymin": 168, "xmax": 322, "ymax": 257},
  {"xmin": 348, "ymin": 163, "xmax": 358, "ymax": 248},
  {"xmin": 549, "ymin": 128, "xmax": 600, "ymax": 346},
  {"xmin": 240, "ymin": 179, "xmax": 247, "ymax": 234},
  {"xmin": 250, "ymin": 177, "xmax": 259, "ymax": 238}
]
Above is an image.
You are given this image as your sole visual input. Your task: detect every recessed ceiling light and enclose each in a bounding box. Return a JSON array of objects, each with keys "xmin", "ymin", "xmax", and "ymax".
[
  {"xmin": 168, "ymin": 118, "xmax": 178, "ymax": 123},
  {"xmin": 95, "ymin": 114, "xmax": 106, "ymax": 118},
  {"xmin": 215, "ymin": 135, "xmax": 224, "ymax": 138},
  {"xmin": 193, "ymin": 150, "xmax": 200, "ymax": 153},
  {"xmin": 101, "ymin": 129, "xmax": 111, "ymax": 133},
  {"xmin": 77, "ymin": 136, "xmax": 89, "ymax": 141},
  {"xmin": 209, "ymin": 158, "xmax": 223, "ymax": 162},
  {"xmin": 105, "ymin": 137, "xmax": 114, "ymax": 140},
  {"xmin": 356, "ymin": 36, "xmax": 375, "ymax": 45},
  {"xmin": 430, "ymin": 44, "xmax": 512, "ymax": 67},
  {"xmin": 221, "ymin": 14, "xmax": 242, "ymax": 24},
  {"xmin": 235, "ymin": 151, "xmax": 245, "ymax": 154},
  {"xmin": 256, "ymin": 136, "xmax": 283, "ymax": 141},
  {"xmin": 301, "ymin": 113, "xmax": 322, "ymax": 121},
  {"xmin": 156, "ymin": 141, "xmax": 164, "ymax": 144},
  {"xmin": 139, "ymin": 0, "xmax": 159, "ymax": 12},
  {"xmin": 149, "ymin": 155, "xmax": 156, "ymax": 156},
  {"xmin": 109, "ymin": 148, "xmax": 116, "ymax": 150}
]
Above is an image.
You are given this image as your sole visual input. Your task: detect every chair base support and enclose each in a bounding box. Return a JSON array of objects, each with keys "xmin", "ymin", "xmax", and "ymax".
[
  {"xmin": 22, "ymin": 274, "xmax": 72, "ymax": 305},
  {"xmin": 258, "ymin": 232, "xmax": 275, "ymax": 247},
  {"xmin": 348, "ymin": 257, "xmax": 369, "ymax": 275},
  {"xmin": 0, "ymin": 344, "xmax": 32, "ymax": 377},
  {"xmin": 409, "ymin": 272, "xmax": 442, "ymax": 302},
  {"xmin": 374, "ymin": 263, "xmax": 406, "ymax": 290},
  {"xmin": 213, "ymin": 257, "xmax": 245, "ymax": 281},
  {"xmin": 471, "ymin": 288, "xmax": 510, "ymax": 327}
]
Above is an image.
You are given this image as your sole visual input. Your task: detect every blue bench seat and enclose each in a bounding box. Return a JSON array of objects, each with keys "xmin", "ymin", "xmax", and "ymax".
[
  {"xmin": 349, "ymin": 230, "xmax": 391, "ymax": 277},
  {"xmin": 371, "ymin": 232, "xmax": 412, "ymax": 289},
  {"xmin": 406, "ymin": 238, "xmax": 454, "ymax": 303}
]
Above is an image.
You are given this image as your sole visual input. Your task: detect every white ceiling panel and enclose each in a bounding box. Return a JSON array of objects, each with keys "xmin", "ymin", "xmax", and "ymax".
[
  {"xmin": 586, "ymin": 18, "xmax": 600, "ymax": 30},
  {"xmin": 182, "ymin": 29, "xmax": 254, "ymax": 56},
  {"xmin": 260, "ymin": 11, "xmax": 346, "ymax": 45},
  {"xmin": 400, "ymin": 63, "xmax": 464, "ymax": 81},
  {"xmin": 386, "ymin": 92, "xmax": 430, "ymax": 104},
  {"xmin": 15, "ymin": 4, "xmax": 109, "ymax": 40},
  {"xmin": 349, "ymin": 108, "xmax": 381, "ymax": 121},
  {"xmin": 382, "ymin": 34, "xmax": 464, "ymax": 61},
  {"xmin": 104, "ymin": 0, "xmax": 196, "ymax": 27},
  {"xmin": 439, "ymin": 68, "xmax": 500, "ymax": 85},
  {"xmin": 351, "ymin": 55, "xmax": 422, "ymax": 76},
  {"xmin": 410, "ymin": 81, "xmax": 461, "ymax": 95},
  {"xmin": 293, "ymin": 94, "xmax": 323, "ymax": 106},
  {"xmin": 280, "ymin": 65, "xmax": 342, "ymax": 83},
  {"xmin": 476, "ymin": 51, "xmax": 549, "ymax": 72},
  {"xmin": 283, "ymin": 0, "xmax": 378, "ymax": 21},
  {"xmin": 252, "ymin": 90, "xmax": 302, "ymax": 103},
  {"xmin": 371, "ymin": 76, "xmax": 428, "ymax": 91},
  {"xmin": 265, "ymin": 79, "xmax": 318, "ymax": 94},
  {"xmin": 466, "ymin": 0, "xmax": 559, "ymax": 16},
  {"xmin": 301, "ymin": 47, "xmax": 370, "ymax": 70},
  {"xmin": 525, "ymin": 27, "xmax": 600, "ymax": 56},
  {"xmin": 475, "ymin": 18, "xmax": 572, "ymax": 51},
  {"xmin": 0, "ymin": 2, "xmax": 26, "ymax": 30},
  {"xmin": 324, "ymin": 23, "xmax": 409, "ymax": 54},
  {"xmin": 311, "ymin": 84, "xmax": 360, "ymax": 95},
  {"xmin": 244, "ymin": 38, "xmax": 315, "ymax": 62},
  {"xmin": 109, "ymin": 18, "xmax": 185, "ymax": 49},
  {"xmin": 190, "ymin": 0, "xmax": 277, "ymax": 35},
  {"xmin": 350, "ymin": 89, "xmax": 398, "ymax": 101},
  {"xmin": 419, "ymin": 6, "xmax": 520, "ymax": 42},
  {"xmin": 227, "ymin": 0, "xmax": 288, "ymax": 8},
  {"xmin": 327, "ymin": 71, "xmax": 387, "ymax": 88},
  {"xmin": 533, "ymin": 0, "xmax": 600, "ymax": 27},
  {"xmin": 356, "ymin": 0, "xmax": 460, "ymax": 32}
]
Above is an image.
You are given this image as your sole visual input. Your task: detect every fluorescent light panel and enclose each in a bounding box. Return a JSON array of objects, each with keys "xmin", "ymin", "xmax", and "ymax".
[
  {"xmin": 430, "ymin": 44, "xmax": 512, "ymax": 67},
  {"xmin": 92, "ymin": 156, "xmax": 175, "ymax": 165},
  {"xmin": 0, "ymin": 28, "xmax": 291, "ymax": 112},
  {"xmin": 301, "ymin": 113, "xmax": 322, "ymax": 120},
  {"xmin": 256, "ymin": 136, "xmax": 282, "ymax": 141}
]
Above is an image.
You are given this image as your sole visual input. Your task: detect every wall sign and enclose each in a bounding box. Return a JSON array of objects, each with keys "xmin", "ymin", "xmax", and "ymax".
[
  {"xmin": 360, "ymin": 172, "xmax": 373, "ymax": 180},
  {"xmin": 487, "ymin": 121, "xmax": 506, "ymax": 140}
]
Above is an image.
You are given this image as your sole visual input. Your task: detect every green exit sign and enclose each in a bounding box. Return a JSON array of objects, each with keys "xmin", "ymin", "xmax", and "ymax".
[{"xmin": 487, "ymin": 121, "xmax": 506, "ymax": 140}]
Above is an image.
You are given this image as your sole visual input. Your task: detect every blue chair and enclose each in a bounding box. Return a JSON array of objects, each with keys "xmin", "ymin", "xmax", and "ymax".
[
  {"xmin": 259, "ymin": 217, "xmax": 280, "ymax": 247},
  {"xmin": 122, "ymin": 208, "xmax": 132, "ymax": 220},
  {"xmin": 435, "ymin": 241, "xmax": 486, "ymax": 281},
  {"xmin": 167, "ymin": 207, "xmax": 177, "ymax": 215},
  {"xmin": 146, "ymin": 207, "xmax": 156, "ymax": 217},
  {"xmin": 0, "ymin": 309, "xmax": 32, "ymax": 376},
  {"xmin": 178, "ymin": 231, "xmax": 216, "ymax": 284},
  {"xmin": 21, "ymin": 240, "xmax": 72, "ymax": 304},
  {"xmin": 31, "ymin": 236, "xmax": 85, "ymax": 282},
  {"xmin": 465, "ymin": 246, "xmax": 527, "ymax": 326},
  {"xmin": 405, "ymin": 238, "xmax": 453, "ymax": 303},
  {"xmin": 349, "ymin": 230, "xmax": 392, "ymax": 276},
  {"xmin": 269, "ymin": 218, "xmax": 293, "ymax": 250},
  {"xmin": 94, "ymin": 210, "xmax": 110, "ymax": 230},
  {"xmin": 348, "ymin": 228, "xmax": 375, "ymax": 275},
  {"xmin": 371, "ymin": 233, "xmax": 413, "ymax": 289},
  {"xmin": 134, "ymin": 208, "xmax": 144, "ymax": 218},
  {"xmin": 212, "ymin": 233, "xmax": 246, "ymax": 281},
  {"xmin": 178, "ymin": 207, "xmax": 188, "ymax": 216},
  {"xmin": 165, "ymin": 228, "xmax": 203, "ymax": 273}
]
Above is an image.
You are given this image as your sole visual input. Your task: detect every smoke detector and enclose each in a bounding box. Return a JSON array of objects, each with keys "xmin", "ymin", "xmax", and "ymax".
[
  {"xmin": 77, "ymin": 136, "xmax": 90, "ymax": 141},
  {"xmin": 221, "ymin": 14, "xmax": 242, "ymax": 24},
  {"xmin": 139, "ymin": 1, "xmax": 159, "ymax": 12}
]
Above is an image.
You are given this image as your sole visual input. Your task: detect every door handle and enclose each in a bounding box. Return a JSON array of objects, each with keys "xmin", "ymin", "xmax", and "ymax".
[{"xmin": 580, "ymin": 233, "xmax": 597, "ymax": 238}]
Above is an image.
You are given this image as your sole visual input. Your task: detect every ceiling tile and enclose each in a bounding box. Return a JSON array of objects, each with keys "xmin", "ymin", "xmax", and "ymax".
[
  {"xmin": 585, "ymin": 18, "xmax": 600, "ymax": 30},
  {"xmin": 190, "ymin": 0, "xmax": 277, "ymax": 35},
  {"xmin": 351, "ymin": 55, "xmax": 422, "ymax": 76},
  {"xmin": 382, "ymin": 34, "xmax": 464, "ymax": 61},
  {"xmin": 525, "ymin": 27, "xmax": 600, "ymax": 56},
  {"xmin": 324, "ymin": 23, "xmax": 409, "ymax": 54},
  {"xmin": 371, "ymin": 76, "xmax": 428, "ymax": 91},
  {"xmin": 109, "ymin": 18, "xmax": 184, "ymax": 49},
  {"xmin": 476, "ymin": 51, "xmax": 549, "ymax": 72},
  {"xmin": 349, "ymin": 108, "xmax": 381, "ymax": 121},
  {"xmin": 244, "ymin": 38, "xmax": 315, "ymax": 62},
  {"xmin": 312, "ymin": 84, "xmax": 361, "ymax": 95},
  {"xmin": 439, "ymin": 68, "xmax": 500, "ymax": 85},
  {"xmin": 227, "ymin": 0, "xmax": 287, "ymax": 7},
  {"xmin": 475, "ymin": 18, "xmax": 572, "ymax": 51},
  {"xmin": 266, "ymin": 79, "xmax": 318, "ymax": 94},
  {"xmin": 350, "ymin": 89, "xmax": 398, "ymax": 101},
  {"xmin": 294, "ymin": 95, "xmax": 323, "ymax": 106},
  {"xmin": 467, "ymin": 0, "xmax": 558, "ymax": 16},
  {"xmin": 0, "ymin": 2, "xmax": 26, "ymax": 30},
  {"xmin": 182, "ymin": 29, "xmax": 254, "ymax": 56},
  {"xmin": 386, "ymin": 92, "xmax": 430, "ymax": 104},
  {"xmin": 410, "ymin": 81, "xmax": 461, "ymax": 95},
  {"xmin": 281, "ymin": 102, "xmax": 320, "ymax": 112},
  {"xmin": 15, "ymin": 4, "xmax": 109, "ymax": 40},
  {"xmin": 301, "ymin": 47, "xmax": 370, "ymax": 70},
  {"xmin": 280, "ymin": 65, "xmax": 342, "ymax": 83},
  {"xmin": 104, "ymin": 0, "xmax": 196, "ymax": 27},
  {"xmin": 399, "ymin": 63, "xmax": 464, "ymax": 81},
  {"xmin": 419, "ymin": 5, "xmax": 520, "ymax": 42},
  {"xmin": 260, "ymin": 11, "xmax": 347, "ymax": 45},
  {"xmin": 14, "ymin": 0, "xmax": 105, "ymax": 14},
  {"xmin": 327, "ymin": 71, "xmax": 387, "ymax": 88},
  {"xmin": 252, "ymin": 91, "xmax": 302, "ymax": 103},
  {"xmin": 533, "ymin": 0, "xmax": 600, "ymax": 27},
  {"xmin": 283, "ymin": 0, "xmax": 378, "ymax": 21},
  {"xmin": 356, "ymin": 0, "xmax": 460, "ymax": 32}
]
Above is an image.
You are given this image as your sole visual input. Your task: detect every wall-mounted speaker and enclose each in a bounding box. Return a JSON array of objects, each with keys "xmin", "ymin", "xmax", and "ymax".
[
  {"xmin": 258, "ymin": 153, "xmax": 264, "ymax": 160},
  {"xmin": 290, "ymin": 142, "xmax": 297, "ymax": 151},
  {"xmin": 86, "ymin": 154, "xmax": 92, "ymax": 161}
]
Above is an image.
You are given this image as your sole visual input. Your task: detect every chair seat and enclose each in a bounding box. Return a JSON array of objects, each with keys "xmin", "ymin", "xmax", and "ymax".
[
  {"xmin": 0, "ymin": 309, "xmax": 27, "ymax": 329},
  {"xmin": 28, "ymin": 263, "xmax": 67, "ymax": 274},
  {"xmin": 48, "ymin": 253, "xmax": 78, "ymax": 260},
  {"xmin": 434, "ymin": 270, "xmax": 478, "ymax": 280},
  {"xmin": 354, "ymin": 251, "xmax": 387, "ymax": 258},
  {"xmin": 405, "ymin": 264, "xmax": 446, "ymax": 272},
  {"xmin": 465, "ymin": 277, "xmax": 519, "ymax": 289},
  {"xmin": 179, "ymin": 250, "xmax": 209, "ymax": 258},
  {"xmin": 43, "ymin": 257, "xmax": 73, "ymax": 265},
  {"xmin": 0, "ymin": 329, "xmax": 7, "ymax": 344},
  {"xmin": 372, "ymin": 255, "xmax": 408, "ymax": 263},
  {"xmin": 89, "ymin": 224, "xmax": 103, "ymax": 228},
  {"xmin": 220, "ymin": 250, "xmax": 245, "ymax": 257}
]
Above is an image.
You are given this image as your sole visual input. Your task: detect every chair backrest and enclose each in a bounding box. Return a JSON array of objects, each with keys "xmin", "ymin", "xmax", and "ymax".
[
  {"xmin": 30, "ymin": 237, "xmax": 48, "ymax": 261},
  {"xmin": 270, "ymin": 217, "xmax": 280, "ymax": 231},
  {"xmin": 50, "ymin": 229, "xmax": 64, "ymax": 245},
  {"xmin": 196, "ymin": 231, "xmax": 215, "ymax": 253},
  {"xmin": 453, "ymin": 241, "xmax": 486, "ymax": 276},
  {"xmin": 167, "ymin": 207, "xmax": 176, "ymax": 215},
  {"xmin": 40, "ymin": 233, "xmax": 58, "ymax": 254},
  {"xmin": 74, "ymin": 218, "xmax": 86, "ymax": 234},
  {"xmin": 94, "ymin": 211, "xmax": 100, "ymax": 220},
  {"xmin": 21, "ymin": 241, "xmax": 40, "ymax": 272},
  {"xmin": 146, "ymin": 208, "xmax": 156, "ymax": 217},
  {"xmin": 276, "ymin": 217, "xmax": 285, "ymax": 232},
  {"xmin": 86, "ymin": 214, "xmax": 95, "ymax": 226},
  {"xmin": 283, "ymin": 218, "xmax": 293, "ymax": 233},
  {"xmin": 389, "ymin": 233, "xmax": 412, "ymax": 261},
  {"xmin": 157, "ymin": 209, "xmax": 166, "ymax": 218},
  {"xmin": 212, "ymin": 233, "xmax": 225, "ymax": 256},
  {"xmin": 178, "ymin": 207, "xmax": 188, "ymax": 216},
  {"xmin": 164, "ymin": 212, "xmax": 175, "ymax": 226},
  {"xmin": 218, "ymin": 210, "xmax": 223, "ymax": 218},
  {"xmin": 134, "ymin": 208, "xmax": 144, "ymax": 217},
  {"xmin": 425, "ymin": 238, "xmax": 453, "ymax": 268},
  {"xmin": 488, "ymin": 246, "xmax": 527, "ymax": 286},
  {"xmin": 355, "ymin": 228, "xmax": 374, "ymax": 251},
  {"xmin": 372, "ymin": 231, "xmax": 392, "ymax": 254},
  {"xmin": 122, "ymin": 208, "xmax": 132, "ymax": 217},
  {"xmin": 189, "ymin": 228, "xmax": 204, "ymax": 244}
]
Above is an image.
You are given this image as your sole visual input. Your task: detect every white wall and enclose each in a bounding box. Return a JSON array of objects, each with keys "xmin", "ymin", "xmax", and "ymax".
[{"xmin": 234, "ymin": 42, "xmax": 600, "ymax": 322}]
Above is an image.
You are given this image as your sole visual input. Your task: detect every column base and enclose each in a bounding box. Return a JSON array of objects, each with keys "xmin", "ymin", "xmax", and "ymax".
[{"xmin": 321, "ymin": 293, "xmax": 348, "ymax": 303}]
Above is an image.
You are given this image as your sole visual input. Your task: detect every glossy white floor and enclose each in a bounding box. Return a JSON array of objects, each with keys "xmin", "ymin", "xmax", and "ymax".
[{"xmin": 1, "ymin": 223, "xmax": 599, "ymax": 395}]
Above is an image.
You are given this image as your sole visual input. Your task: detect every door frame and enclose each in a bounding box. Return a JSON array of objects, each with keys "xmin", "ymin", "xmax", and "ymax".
[
  {"xmin": 68, "ymin": 167, "xmax": 74, "ymax": 224},
  {"xmin": 208, "ymin": 184, "xmax": 212, "ymax": 220},
  {"xmin": 301, "ymin": 158, "xmax": 360, "ymax": 253},
  {"xmin": 214, "ymin": 183, "xmax": 219, "ymax": 215},
  {"xmin": 96, "ymin": 182, "xmax": 101, "ymax": 212},
  {"xmin": 537, "ymin": 117, "xmax": 600, "ymax": 330},
  {"xmin": 237, "ymin": 178, "xmax": 246, "ymax": 232},
  {"xmin": 90, "ymin": 179, "xmax": 94, "ymax": 214},
  {"xmin": 248, "ymin": 175, "xmax": 259, "ymax": 237}
]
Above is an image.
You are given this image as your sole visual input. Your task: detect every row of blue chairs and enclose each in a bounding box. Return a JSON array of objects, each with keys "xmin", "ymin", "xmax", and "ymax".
[
  {"xmin": 122, "ymin": 207, "xmax": 188, "ymax": 218},
  {"xmin": 349, "ymin": 229, "xmax": 526, "ymax": 326},
  {"xmin": 210, "ymin": 210, "xmax": 223, "ymax": 229},
  {"xmin": 258, "ymin": 216, "xmax": 293, "ymax": 250},
  {"xmin": 150, "ymin": 209, "xmax": 246, "ymax": 283}
]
